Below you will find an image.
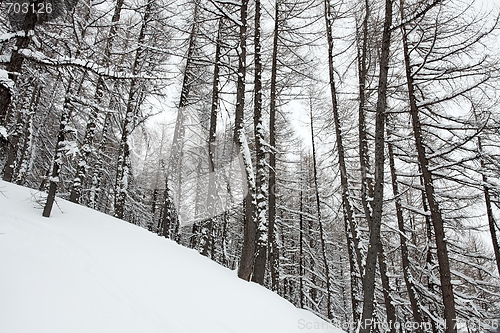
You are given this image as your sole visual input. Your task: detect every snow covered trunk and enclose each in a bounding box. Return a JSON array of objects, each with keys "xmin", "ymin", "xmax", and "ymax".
[
  {"xmin": 3, "ymin": 85, "xmax": 40, "ymax": 182},
  {"xmin": 69, "ymin": 106, "xmax": 97, "ymax": 203},
  {"xmin": 70, "ymin": 79, "xmax": 110, "ymax": 205},
  {"xmin": 267, "ymin": 0, "xmax": 280, "ymax": 292},
  {"xmin": 355, "ymin": 2, "xmax": 397, "ymax": 326},
  {"xmin": 400, "ymin": 10, "xmax": 457, "ymax": 332},
  {"xmin": 113, "ymin": 80, "xmax": 137, "ymax": 219},
  {"xmin": 376, "ymin": 243, "xmax": 396, "ymax": 333},
  {"xmin": 323, "ymin": 0, "xmax": 363, "ymax": 323},
  {"xmin": 476, "ymin": 128, "xmax": 500, "ymax": 277},
  {"xmin": 85, "ymin": 0, "xmax": 124, "ymax": 209},
  {"xmin": 471, "ymin": 103, "xmax": 500, "ymax": 277},
  {"xmin": 166, "ymin": 105, "xmax": 185, "ymax": 239},
  {"xmin": 419, "ymin": 172, "xmax": 440, "ymax": 333},
  {"xmin": 236, "ymin": 132, "xmax": 256, "ymax": 281},
  {"xmin": 160, "ymin": 179, "xmax": 178, "ymax": 239},
  {"xmin": 43, "ymin": 79, "xmax": 75, "ymax": 217},
  {"xmin": 359, "ymin": 0, "xmax": 393, "ymax": 330},
  {"xmin": 251, "ymin": 0, "xmax": 268, "ymax": 286},
  {"xmin": 113, "ymin": 2, "xmax": 152, "ymax": 220},
  {"xmin": 298, "ymin": 176, "xmax": 304, "ymax": 308},
  {"xmin": 308, "ymin": 102, "xmax": 333, "ymax": 320},
  {"xmin": 2, "ymin": 109, "xmax": 23, "ymax": 183},
  {"xmin": 387, "ymin": 122, "xmax": 424, "ymax": 332},
  {"xmin": 233, "ymin": 0, "xmax": 256, "ymax": 282}
]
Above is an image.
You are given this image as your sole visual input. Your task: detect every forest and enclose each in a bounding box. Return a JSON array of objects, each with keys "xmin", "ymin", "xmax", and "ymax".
[{"xmin": 1, "ymin": 0, "xmax": 500, "ymax": 332}]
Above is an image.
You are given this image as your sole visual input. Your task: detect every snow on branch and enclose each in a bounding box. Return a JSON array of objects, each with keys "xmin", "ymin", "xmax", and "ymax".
[
  {"xmin": 0, "ymin": 31, "xmax": 26, "ymax": 43},
  {"xmin": 0, "ymin": 69, "xmax": 15, "ymax": 92},
  {"xmin": 18, "ymin": 49, "xmax": 160, "ymax": 80}
]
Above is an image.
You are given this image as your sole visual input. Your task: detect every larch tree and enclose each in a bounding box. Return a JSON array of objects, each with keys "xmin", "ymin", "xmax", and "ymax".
[
  {"xmin": 359, "ymin": 0, "xmax": 393, "ymax": 330},
  {"xmin": 251, "ymin": 0, "xmax": 268, "ymax": 286},
  {"xmin": 324, "ymin": 0, "xmax": 363, "ymax": 324}
]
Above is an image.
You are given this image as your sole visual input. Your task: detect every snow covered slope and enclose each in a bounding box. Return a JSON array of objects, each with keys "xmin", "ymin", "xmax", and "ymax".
[{"xmin": 0, "ymin": 181, "xmax": 342, "ymax": 333}]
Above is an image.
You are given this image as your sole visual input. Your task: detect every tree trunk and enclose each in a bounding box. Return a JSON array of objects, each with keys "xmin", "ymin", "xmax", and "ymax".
[
  {"xmin": 160, "ymin": 178, "xmax": 177, "ymax": 239},
  {"xmin": 324, "ymin": 0, "xmax": 363, "ymax": 323},
  {"xmin": 14, "ymin": 86, "xmax": 38, "ymax": 185},
  {"xmin": 165, "ymin": 1, "xmax": 199, "ymax": 240},
  {"xmin": 113, "ymin": 1, "xmax": 152, "ymax": 219},
  {"xmin": 0, "ymin": 1, "xmax": 40, "ymax": 126},
  {"xmin": 472, "ymin": 110, "xmax": 500, "ymax": 276},
  {"xmin": 400, "ymin": 6, "xmax": 457, "ymax": 331},
  {"xmin": 387, "ymin": 124, "xmax": 424, "ymax": 332},
  {"xmin": 3, "ymin": 84, "xmax": 40, "ymax": 182},
  {"xmin": 88, "ymin": 112, "xmax": 112, "ymax": 210},
  {"xmin": 69, "ymin": 0, "xmax": 124, "ymax": 203},
  {"xmin": 309, "ymin": 102, "xmax": 333, "ymax": 320},
  {"xmin": 299, "ymin": 170, "xmax": 304, "ymax": 308},
  {"xmin": 235, "ymin": 0, "xmax": 256, "ymax": 282},
  {"xmin": 43, "ymin": 78, "xmax": 74, "ymax": 217},
  {"xmin": 360, "ymin": 0, "xmax": 393, "ymax": 331},
  {"xmin": 200, "ymin": 17, "xmax": 223, "ymax": 256},
  {"xmin": 357, "ymin": 0, "xmax": 373, "ymax": 217},
  {"xmin": 479, "ymin": 138, "xmax": 500, "ymax": 276},
  {"xmin": 267, "ymin": 0, "xmax": 280, "ymax": 292}
]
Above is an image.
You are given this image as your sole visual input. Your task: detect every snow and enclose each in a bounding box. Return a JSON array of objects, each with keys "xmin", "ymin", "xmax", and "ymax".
[
  {"xmin": 0, "ymin": 180, "xmax": 341, "ymax": 333},
  {"xmin": 62, "ymin": 140, "xmax": 79, "ymax": 157},
  {"xmin": 17, "ymin": 49, "xmax": 156, "ymax": 80},
  {"xmin": 0, "ymin": 69, "xmax": 15, "ymax": 92},
  {"xmin": 0, "ymin": 125, "xmax": 7, "ymax": 139}
]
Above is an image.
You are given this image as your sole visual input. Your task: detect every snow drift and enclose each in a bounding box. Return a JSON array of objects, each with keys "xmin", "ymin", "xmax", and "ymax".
[{"xmin": 0, "ymin": 180, "xmax": 342, "ymax": 333}]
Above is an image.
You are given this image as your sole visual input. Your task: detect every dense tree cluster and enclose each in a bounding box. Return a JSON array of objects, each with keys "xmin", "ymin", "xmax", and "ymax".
[{"xmin": 1, "ymin": 0, "xmax": 500, "ymax": 331}]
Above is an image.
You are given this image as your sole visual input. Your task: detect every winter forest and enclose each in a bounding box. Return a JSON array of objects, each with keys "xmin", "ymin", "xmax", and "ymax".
[{"xmin": 1, "ymin": 0, "xmax": 500, "ymax": 331}]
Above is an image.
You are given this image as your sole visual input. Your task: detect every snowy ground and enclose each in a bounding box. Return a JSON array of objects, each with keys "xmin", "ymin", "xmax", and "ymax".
[{"xmin": 0, "ymin": 180, "xmax": 342, "ymax": 333}]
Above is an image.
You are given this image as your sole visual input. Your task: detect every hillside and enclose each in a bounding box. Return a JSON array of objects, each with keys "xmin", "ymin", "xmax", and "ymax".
[{"xmin": 0, "ymin": 180, "xmax": 341, "ymax": 333}]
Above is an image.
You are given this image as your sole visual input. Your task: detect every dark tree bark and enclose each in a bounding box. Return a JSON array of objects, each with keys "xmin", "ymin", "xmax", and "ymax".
[
  {"xmin": 357, "ymin": 0, "xmax": 372, "ymax": 215},
  {"xmin": 400, "ymin": 7, "xmax": 457, "ymax": 331},
  {"xmin": 234, "ymin": 0, "xmax": 256, "ymax": 282},
  {"xmin": 43, "ymin": 78, "xmax": 74, "ymax": 217},
  {"xmin": 324, "ymin": 0, "xmax": 363, "ymax": 323},
  {"xmin": 160, "ymin": 179, "xmax": 178, "ymax": 239},
  {"xmin": 356, "ymin": 0, "xmax": 396, "ymax": 328},
  {"xmin": 309, "ymin": 102, "xmax": 333, "ymax": 320},
  {"xmin": 360, "ymin": 0, "xmax": 393, "ymax": 331},
  {"xmin": 251, "ymin": 0, "xmax": 268, "ymax": 286},
  {"xmin": 479, "ymin": 137, "xmax": 500, "ymax": 277},
  {"xmin": 0, "ymin": 1, "xmax": 40, "ymax": 126},
  {"xmin": 299, "ymin": 171, "xmax": 304, "ymax": 308},
  {"xmin": 88, "ymin": 112, "xmax": 112, "ymax": 210}
]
